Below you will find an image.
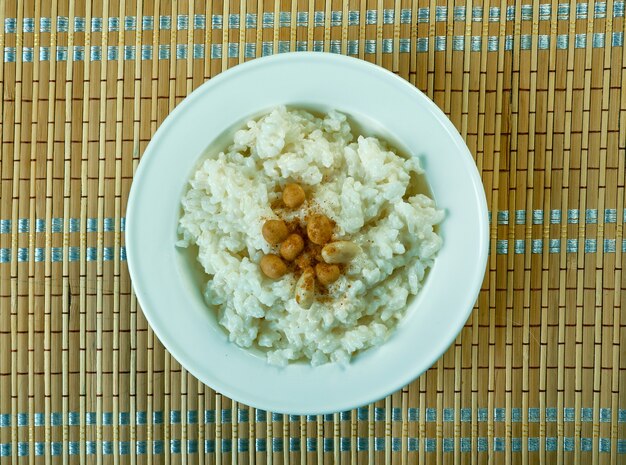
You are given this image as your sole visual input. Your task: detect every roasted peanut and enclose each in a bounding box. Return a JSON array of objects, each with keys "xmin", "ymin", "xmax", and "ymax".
[
  {"xmin": 282, "ymin": 183, "xmax": 306, "ymax": 208},
  {"xmin": 315, "ymin": 262, "xmax": 340, "ymax": 286},
  {"xmin": 260, "ymin": 254, "xmax": 288, "ymax": 279},
  {"xmin": 280, "ymin": 233, "xmax": 305, "ymax": 261},
  {"xmin": 321, "ymin": 240, "xmax": 360, "ymax": 264},
  {"xmin": 306, "ymin": 214, "xmax": 333, "ymax": 245},
  {"xmin": 295, "ymin": 267, "xmax": 315, "ymax": 309},
  {"xmin": 262, "ymin": 219, "xmax": 289, "ymax": 245}
]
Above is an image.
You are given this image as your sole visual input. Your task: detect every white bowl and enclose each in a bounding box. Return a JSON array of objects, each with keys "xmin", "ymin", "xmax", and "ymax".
[{"xmin": 126, "ymin": 52, "xmax": 488, "ymax": 415}]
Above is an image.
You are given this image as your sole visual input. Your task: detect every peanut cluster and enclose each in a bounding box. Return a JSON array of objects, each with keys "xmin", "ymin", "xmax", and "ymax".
[{"xmin": 259, "ymin": 183, "xmax": 360, "ymax": 308}]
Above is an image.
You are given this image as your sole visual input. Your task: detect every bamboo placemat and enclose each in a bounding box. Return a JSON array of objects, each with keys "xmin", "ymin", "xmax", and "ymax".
[{"xmin": 1, "ymin": 0, "xmax": 625, "ymax": 463}]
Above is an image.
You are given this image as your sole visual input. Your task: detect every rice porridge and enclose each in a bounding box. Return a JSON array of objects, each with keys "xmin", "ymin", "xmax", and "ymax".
[{"xmin": 177, "ymin": 107, "xmax": 444, "ymax": 366}]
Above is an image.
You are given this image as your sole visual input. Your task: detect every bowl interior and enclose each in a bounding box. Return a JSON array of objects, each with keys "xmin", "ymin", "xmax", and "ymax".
[
  {"xmin": 174, "ymin": 105, "xmax": 440, "ymax": 362},
  {"xmin": 126, "ymin": 53, "xmax": 489, "ymax": 415}
]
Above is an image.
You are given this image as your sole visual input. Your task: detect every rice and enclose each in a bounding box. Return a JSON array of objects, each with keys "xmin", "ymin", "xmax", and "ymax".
[{"xmin": 178, "ymin": 106, "xmax": 444, "ymax": 366}]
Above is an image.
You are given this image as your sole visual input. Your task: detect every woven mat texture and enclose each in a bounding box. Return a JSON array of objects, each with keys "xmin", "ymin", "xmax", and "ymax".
[{"xmin": 1, "ymin": 0, "xmax": 625, "ymax": 463}]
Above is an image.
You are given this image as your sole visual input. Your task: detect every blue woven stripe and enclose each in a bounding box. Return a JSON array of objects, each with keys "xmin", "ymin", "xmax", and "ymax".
[
  {"xmin": 289, "ymin": 437, "xmax": 300, "ymax": 452},
  {"xmin": 204, "ymin": 409, "xmax": 217, "ymax": 424},
  {"xmin": 102, "ymin": 412, "xmax": 113, "ymax": 425},
  {"xmin": 304, "ymin": 438, "xmax": 315, "ymax": 451},
  {"xmin": 187, "ymin": 440, "xmax": 198, "ymax": 454},
  {"xmin": 86, "ymin": 441, "xmax": 96, "ymax": 454},
  {"xmin": 3, "ymin": 435, "xmax": 621, "ymax": 454},
  {"xmin": 272, "ymin": 438, "xmax": 283, "ymax": 452},
  {"xmin": 5, "ymin": 209, "xmax": 621, "ymax": 237},
  {"xmin": 119, "ymin": 441, "xmax": 130, "ymax": 455},
  {"xmin": 255, "ymin": 439, "xmax": 265, "ymax": 452},
  {"xmin": 238, "ymin": 438, "xmax": 249, "ymax": 452},
  {"xmin": 51, "ymin": 442, "xmax": 62, "ymax": 456},
  {"xmin": 497, "ymin": 210, "xmax": 509, "ymax": 224},
  {"xmin": 528, "ymin": 408, "xmax": 540, "ymax": 422},
  {"xmin": 323, "ymin": 438, "xmax": 333, "ymax": 452},
  {"xmin": 6, "ymin": 6, "xmax": 626, "ymax": 35},
  {"xmin": 135, "ymin": 440, "xmax": 147, "ymax": 454},
  {"xmin": 0, "ymin": 246, "xmax": 127, "ymax": 263},
  {"xmin": 2, "ymin": 33, "xmax": 625, "ymax": 63},
  {"xmin": 170, "ymin": 439, "xmax": 181, "ymax": 454}
]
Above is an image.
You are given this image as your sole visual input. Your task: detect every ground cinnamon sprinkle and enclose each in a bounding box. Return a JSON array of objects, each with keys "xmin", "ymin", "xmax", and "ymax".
[{"xmin": 265, "ymin": 193, "xmax": 346, "ymax": 298}]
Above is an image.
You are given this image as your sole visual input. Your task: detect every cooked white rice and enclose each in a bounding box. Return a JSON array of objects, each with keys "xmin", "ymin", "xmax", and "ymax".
[{"xmin": 178, "ymin": 107, "xmax": 444, "ymax": 366}]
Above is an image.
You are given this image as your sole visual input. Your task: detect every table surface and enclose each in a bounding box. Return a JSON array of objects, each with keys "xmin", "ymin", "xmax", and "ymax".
[{"xmin": 1, "ymin": 1, "xmax": 625, "ymax": 464}]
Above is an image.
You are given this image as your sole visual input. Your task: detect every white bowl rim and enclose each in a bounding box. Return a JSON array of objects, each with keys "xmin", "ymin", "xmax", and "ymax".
[{"xmin": 126, "ymin": 52, "xmax": 489, "ymax": 414}]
